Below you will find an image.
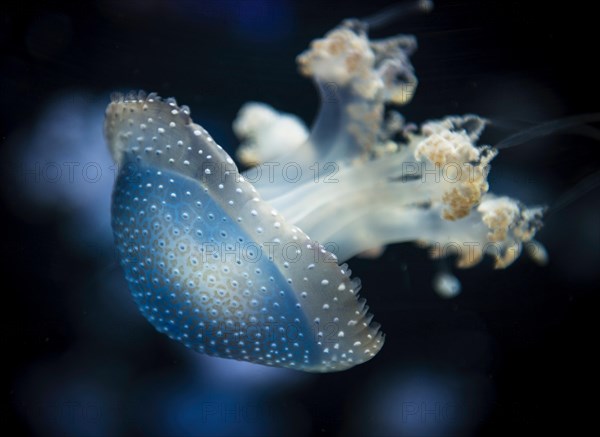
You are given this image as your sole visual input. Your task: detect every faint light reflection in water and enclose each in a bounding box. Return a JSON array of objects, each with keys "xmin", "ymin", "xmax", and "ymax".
[
  {"xmin": 359, "ymin": 370, "xmax": 494, "ymax": 436},
  {"xmin": 8, "ymin": 92, "xmax": 114, "ymax": 251}
]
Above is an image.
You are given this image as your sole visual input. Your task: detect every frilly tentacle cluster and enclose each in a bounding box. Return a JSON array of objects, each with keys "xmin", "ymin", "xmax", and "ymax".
[
  {"xmin": 233, "ymin": 19, "xmax": 546, "ymax": 275},
  {"xmin": 297, "ymin": 19, "xmax": 417, "ymax": 106}
]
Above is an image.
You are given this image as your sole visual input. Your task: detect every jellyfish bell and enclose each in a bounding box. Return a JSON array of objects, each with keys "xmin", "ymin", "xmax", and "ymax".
[{"xmin": 105, "ymin": 92, "xmax": 383, "ymax": 372}]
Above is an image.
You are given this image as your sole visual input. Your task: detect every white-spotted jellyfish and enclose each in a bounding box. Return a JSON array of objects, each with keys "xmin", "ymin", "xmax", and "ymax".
[{"xmin": 105, "ymin": 8, "xmax": 562, "ymax": 372}]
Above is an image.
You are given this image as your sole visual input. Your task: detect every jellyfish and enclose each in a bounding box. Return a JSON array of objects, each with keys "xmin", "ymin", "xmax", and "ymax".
[{"xmin": 105, "ymin": 6, "xmax": 554, "ymax": 372}]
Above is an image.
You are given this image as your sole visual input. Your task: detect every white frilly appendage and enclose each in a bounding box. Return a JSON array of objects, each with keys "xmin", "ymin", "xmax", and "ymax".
[
  {"xmin": 234, "ymin": 19, "xmax": 546, "ymax": 271},
  {"xmin": 233, "ymin": 102, "xmax": 309, "ymax": 167}
]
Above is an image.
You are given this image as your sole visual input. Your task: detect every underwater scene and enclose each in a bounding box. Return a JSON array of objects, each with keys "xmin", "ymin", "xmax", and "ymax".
[{"xmin": 3, "ymin": 0, "xmax": 599, "ymax": 435}]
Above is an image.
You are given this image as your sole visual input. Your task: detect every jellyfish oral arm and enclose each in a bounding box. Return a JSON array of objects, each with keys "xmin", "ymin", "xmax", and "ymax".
[{"xmin": 233, "ymin": 17, "xmax": 545, "ymax": 270}]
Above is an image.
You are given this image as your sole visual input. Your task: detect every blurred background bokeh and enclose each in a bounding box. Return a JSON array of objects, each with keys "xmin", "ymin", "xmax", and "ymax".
[{"xmin": 2, "ymin": 0, "xmax": 599, "ymax": 435}]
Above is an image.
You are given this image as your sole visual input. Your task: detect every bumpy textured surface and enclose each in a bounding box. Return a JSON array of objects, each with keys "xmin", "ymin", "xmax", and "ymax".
[{"xmin": 105, "ymin": 92, "xmax": 384, "ymax": 372}]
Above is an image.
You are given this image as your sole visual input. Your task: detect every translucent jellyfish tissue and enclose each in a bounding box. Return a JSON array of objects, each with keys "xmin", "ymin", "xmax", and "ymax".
[{"xmin": 104, "ymin": 16, "xmax": 546, "ymax": 372}]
